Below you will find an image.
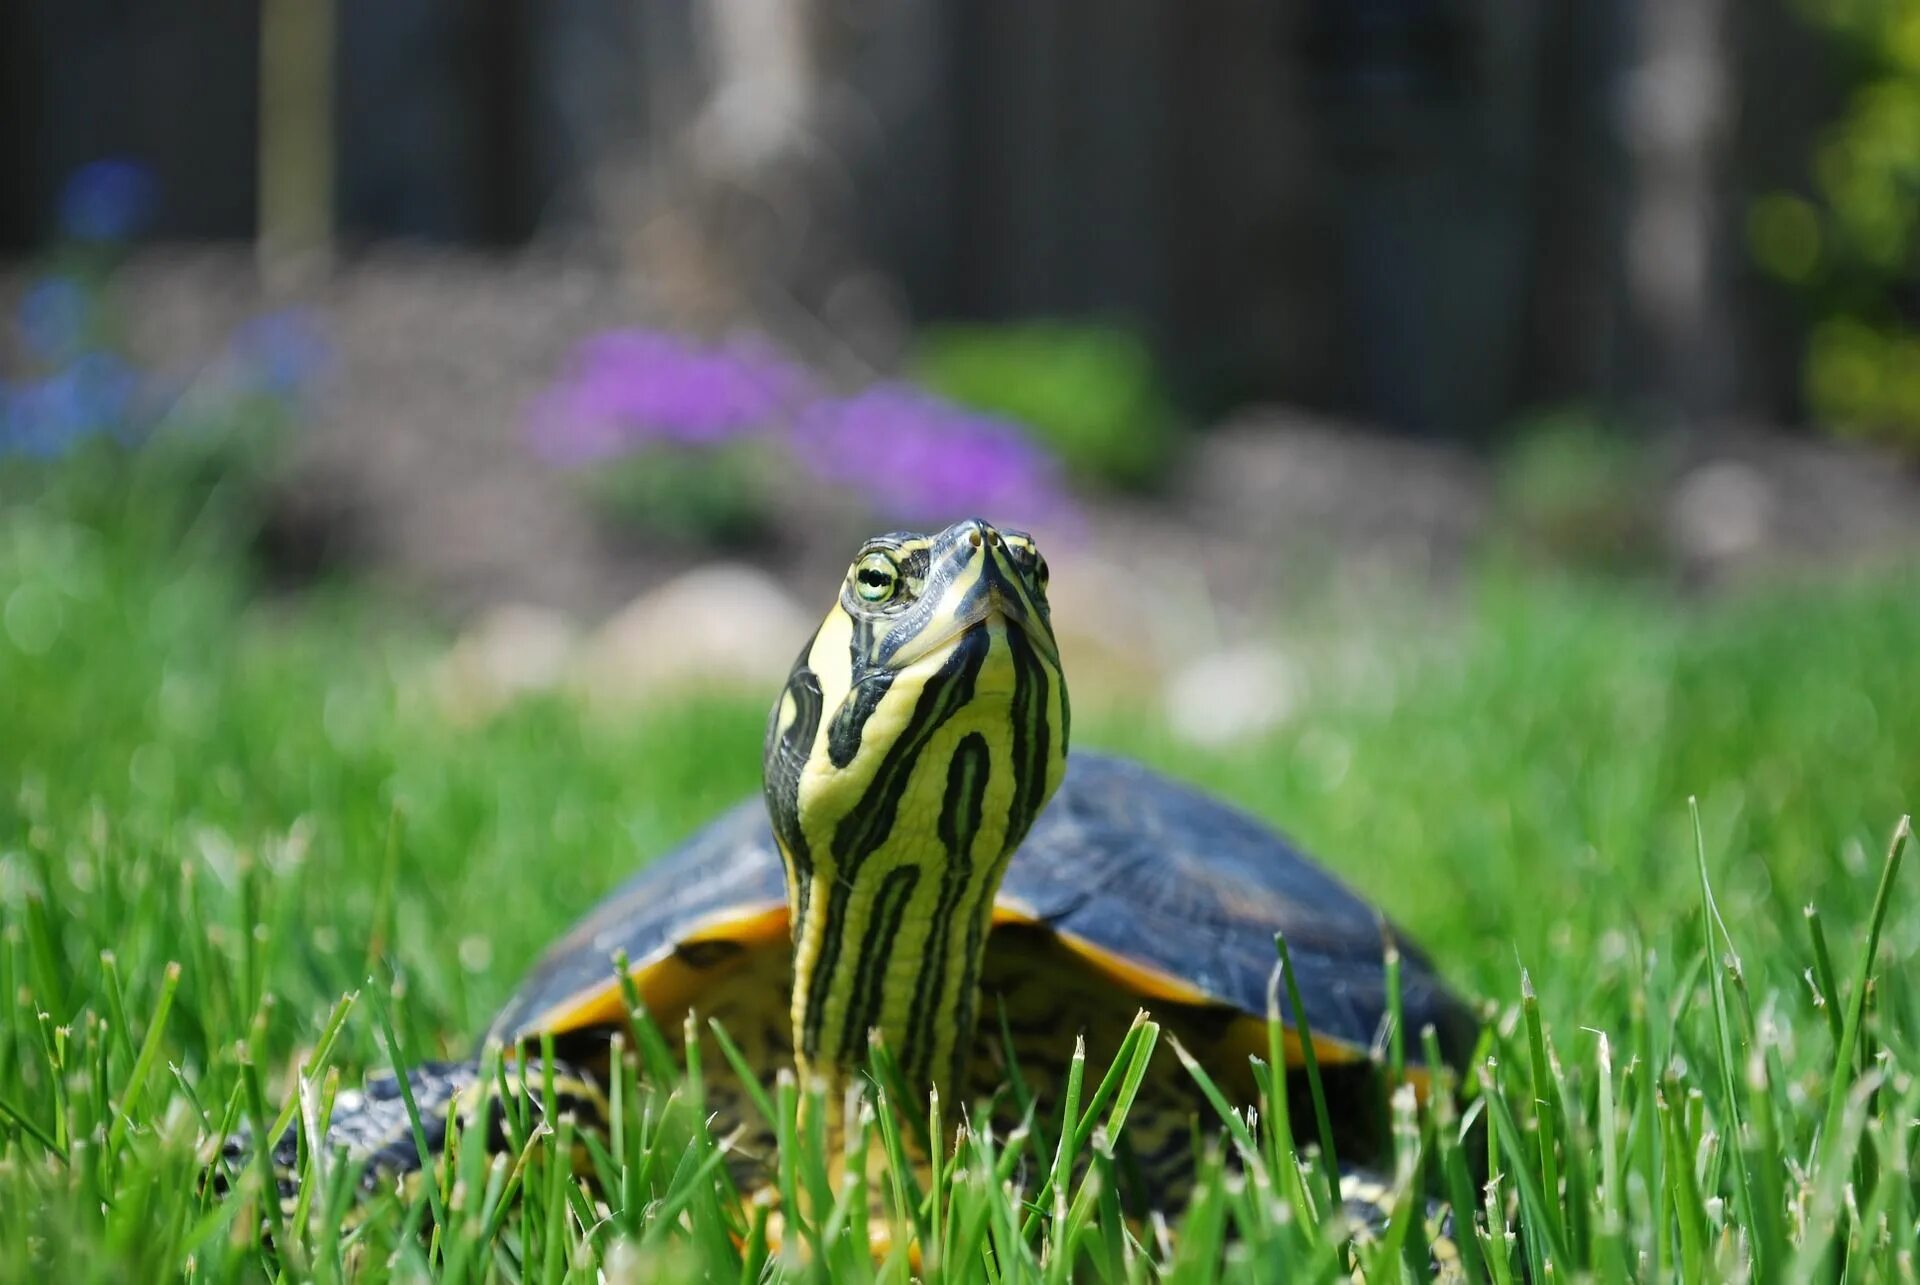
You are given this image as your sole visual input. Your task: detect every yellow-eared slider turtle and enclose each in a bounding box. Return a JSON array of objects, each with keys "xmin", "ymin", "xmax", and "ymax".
[{"xmin": 241, "ymin": 518, "xmax": 1476, "ymax": 1226}]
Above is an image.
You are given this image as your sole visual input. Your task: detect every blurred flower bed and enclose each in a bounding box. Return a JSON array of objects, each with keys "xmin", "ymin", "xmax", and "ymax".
[
  {"xmin": 910, "ymin": 321, "xmax": 1180, "ymax": 491},
  {"xmin": 526, "ymin": 329, "xmax": 1079, "ymax": 547},
  {"xmin": 1495, "ymin": 408, "xmax": 1666, "ymax": 573},
  {"xmin": 1, "ymin": 160, "xmax": 330, "ymax": 514}
]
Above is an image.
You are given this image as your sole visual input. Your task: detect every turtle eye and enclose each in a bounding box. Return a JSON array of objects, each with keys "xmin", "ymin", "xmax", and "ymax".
[
  {"xmin": 852, "ymin": 552, "xmax": 901, "ymax": 604},
  {"xmin": 1003, "ymin": 534, "xmax": 1048, "ymax": 593}
]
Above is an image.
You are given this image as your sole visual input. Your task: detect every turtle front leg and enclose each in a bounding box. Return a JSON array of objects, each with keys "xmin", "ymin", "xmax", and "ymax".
[{"xmin": 216, "ymin": 1056, "xmax": 606, "ymax": 1214}]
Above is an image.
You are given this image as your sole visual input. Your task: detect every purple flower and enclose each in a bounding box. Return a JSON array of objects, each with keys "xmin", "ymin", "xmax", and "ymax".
[
  {"xmin": 792, "ymin": 385, "xmax": 1070, "ymax": 526},
  {"xmin": 58, "ymin": 158, "xmax": 158, "ymax": 244},
  {"xmin": 528, "ymin": 330, "xmax": 812, "ymax": 466},
  {"xmin": 525, "ymin": 333, "xmax": 1076, "ymax": 534}
]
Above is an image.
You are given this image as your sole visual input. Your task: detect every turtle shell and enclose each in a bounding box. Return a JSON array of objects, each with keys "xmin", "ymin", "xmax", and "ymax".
[{"xmin": 489, "ymin": 752, "xmax": 1477, "ymax": 1072}]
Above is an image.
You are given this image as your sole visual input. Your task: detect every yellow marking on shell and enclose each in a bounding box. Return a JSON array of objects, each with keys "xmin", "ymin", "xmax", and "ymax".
[
  {"xmin": 518, "ymin": 904, "xmax": 791, "ymax": 1035},
  {"xmin": 1216, "ymin": 1008, "xmax": 1447, "ymax": 1096},
  {"xmin": 1050, "ymin": 929, "xmax": 1217, "ymax": 1006},
  {"xmin": 1052, "ymin": 930, "xmax": 1376, "ymax": 1070},
  {"xmin": 1218, "ymin": 1012, "xmax": 1379, "ymax": 1071},
  {"xmin": 681, "ymin": 903, "xmax": 791, "ymax": 948},
  {"xmin": 989, "ymin": 899, "xmax": 1044, "ymax": 927}
]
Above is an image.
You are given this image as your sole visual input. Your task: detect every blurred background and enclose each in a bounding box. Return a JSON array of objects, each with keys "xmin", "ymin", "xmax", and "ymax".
[
  {"xmin": 6, "ymin": 1, "xmax": 1920, "ymax": 620},
  {"xmin": 2, "ymin": 1, "xmax": 1919, "ymax": 977}
]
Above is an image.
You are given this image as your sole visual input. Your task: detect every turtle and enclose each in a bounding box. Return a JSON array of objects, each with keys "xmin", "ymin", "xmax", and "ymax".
[{"xmin": 234, "ymin": 517, "xmax": 1478, "ymax": 1243}]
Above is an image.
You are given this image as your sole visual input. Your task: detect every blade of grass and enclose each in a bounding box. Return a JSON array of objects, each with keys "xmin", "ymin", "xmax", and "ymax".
[
  {"xmin": 1820, "ymin": 817, "xmax": 1910, "ymax": 1156},
  {"xmin": 1518, "ymin": 970, "xmax": 1567, "ymax": 1256},
  {"xmin": 1743, "ymin": 1043, "xmax": 1787, "ymax": 1284},
  {"xmin": 772, "ymin": 1069, "xmax": 822, "ymax": 1267},
  {"xmin": 366, "ymin": 983, "xmax": 450, "ymax": 1250},
  {"xmin": 1659, "ymin": 1080, "xmax": 1707, "ymax": 1285},
  {"xmin": 1042, "ymin": 1034, "xmax": 1086, "ymax": 1278},
  {"xmin": 237, "ymin": 1042, "xmax": 291, "ymax": 1256},
  {"xmin": 0, "ymin": 1092, "xmax": 62, "ymax": 1154},
  {"xmin": 706, "ymin": 1016, "xmax": 779, "ymax": 1131},
  {"xmin": 1479, "ymin": 1060, "xmax": 1570, "ymax": 1274},
  {"xmin": 1422, "ymin": 1024, "xmax": 1487, "ymax": 1285},
  {"xmin": 1021, "ymin": 1015, "xmax": 1159, "ymax": 1242},
  {"xmin": 106, "ymin": 960, "xmax": 182, "ymax": 1161},
  {"xmin": 1690, "ymin": 798, "xmax": 1760, "ymax": 1280},
  {"xmin": 1593, "ymin": 1031, "xmax": 1628, "ymax": 1285},
  {"xmin": 1276, "ymin": 932, "xmax": 1343, "ymax": 1205},
  {"xmin": 97, "ymin": 949, "xmax": 134, "ymax": 1069},
  {"xmin": 1802, "ymin": 905, "xmax": 1845, "ymax": 1048}
]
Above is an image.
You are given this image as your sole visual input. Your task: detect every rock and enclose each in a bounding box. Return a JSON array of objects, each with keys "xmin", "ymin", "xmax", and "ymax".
[
  {"xmin": 1179, "ymin": 411, "xmax": 1493, "ymax": 586},
  {"xmin": 433, "ymin": 602, "xmax": 580, "ymax": 724},
  {"xmin": 1669, "ymin": 423, "xmax": 1920, "ymax": 583},
  {"xmin": 1164, "ymin": 646, "xmax": 1303, "ymax": 747},
  {"xmin": 571, "ymin": 563, "xmax": 813, "ymax": 707},
  {"xmin": 1669, "ymin": 458, "xmax": 1773, "ymax": 564}
]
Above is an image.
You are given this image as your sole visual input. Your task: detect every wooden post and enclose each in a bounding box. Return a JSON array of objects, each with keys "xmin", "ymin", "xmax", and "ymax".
[
  {"xmin": 258, "ymin": 0, "xmax": 335, "ymax": 291},
  {"xmin": 1620, "ymin": 0, "xmax": 1730, "ymax": 423}
]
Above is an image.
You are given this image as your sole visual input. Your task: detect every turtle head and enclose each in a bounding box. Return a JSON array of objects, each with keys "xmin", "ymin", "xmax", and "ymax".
[
  {"xmin": 835, "ymin": 520, "xmax": 1061, "ymax": 680},
  {"xmin": 762, "ymin": 518, "xmax": 1070, "ymax": 1089}
]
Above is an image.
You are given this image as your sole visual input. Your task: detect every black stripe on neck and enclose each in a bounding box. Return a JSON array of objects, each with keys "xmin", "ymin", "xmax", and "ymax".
[
  {"xmin": 837, "ymin": 864, "xmax": 922, "ymax": 1063},
  {"xmin": 903, "ymin": 730, "xmax": 992, "ymax": 1083},
  {"xmin": 800, "ymin": 628, "xmax": 987, "ymax": 1058}
]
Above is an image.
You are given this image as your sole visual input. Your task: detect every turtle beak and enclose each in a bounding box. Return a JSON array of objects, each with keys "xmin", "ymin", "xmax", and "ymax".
[
  {"xmin": 880, "ymin": 520, "xmax": 1058, "ymax": 672},
  {"xmin": 980, "ymin": 541, "xmax": 1057, "ymax": 663}
]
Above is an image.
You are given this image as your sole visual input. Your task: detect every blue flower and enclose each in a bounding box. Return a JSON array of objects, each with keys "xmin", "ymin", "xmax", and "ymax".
[
  {"xmin": 0, "ymin": 355, "xmax": 141, "ymax": 459},
  {"xmin": 230, "ymin": 308, "xmax": 333, "ymax": 396},
  {"xmin": 68, "ymin": 352, "xmax": 139, "ymax": 426},
  {"xmin": 4, "ymin": 376, "xmax": 85, "ymax": 458},
  {"xmin": 17, "ymin": 276, "xmax": 92, "ymax": 362},
  {"xmin": 58, "ymin": 158, "xmax": 158, "ymax": 244}
]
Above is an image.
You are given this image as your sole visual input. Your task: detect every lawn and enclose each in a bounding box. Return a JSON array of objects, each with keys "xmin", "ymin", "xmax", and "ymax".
[{"xmin": 2, "ymin": 466, "xmax": 1917, "ymax": 1281}]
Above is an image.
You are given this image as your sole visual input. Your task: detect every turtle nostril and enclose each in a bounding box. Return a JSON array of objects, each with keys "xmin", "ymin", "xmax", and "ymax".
[{"xmin": 968, "ymin": 529, "xmax": 983, "ymax": 549}]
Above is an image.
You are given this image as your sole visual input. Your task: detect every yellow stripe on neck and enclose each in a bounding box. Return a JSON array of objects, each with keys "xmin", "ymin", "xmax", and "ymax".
[{"xmin": 767, "ymin": 521, "xmax": 1070, "ymax": 1100}]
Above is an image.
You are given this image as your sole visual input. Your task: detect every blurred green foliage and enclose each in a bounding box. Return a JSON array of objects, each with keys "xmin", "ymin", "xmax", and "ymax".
[
  {"xmin": 911, "ymin": 322, "xmax": 1179, "ymax": 490},
  {"xmin": 1494, "ymin": 409, "xmax": 1664, "ymax": 571},
  {"xmin": 1753, "ymin": 0, "xmax": 1920, "ymax": 440},
  {"xmin": 582, "ymin": 438, "xmax": 784, "ymax": 549}
]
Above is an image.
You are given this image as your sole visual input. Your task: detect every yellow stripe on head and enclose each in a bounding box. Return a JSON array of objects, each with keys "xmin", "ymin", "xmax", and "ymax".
[{"xmin": 761, "ymin": 519, "xmax": 1071, "ymax": 1092}]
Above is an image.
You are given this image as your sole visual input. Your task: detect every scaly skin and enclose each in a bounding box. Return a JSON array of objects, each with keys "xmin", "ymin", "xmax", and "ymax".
[{"xmin": 761, "ymin": 520, "xmax": 1067, "ymax": 1100}]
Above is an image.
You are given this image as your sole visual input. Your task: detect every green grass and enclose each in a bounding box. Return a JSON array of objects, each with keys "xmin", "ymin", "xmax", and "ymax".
[{"xmin": 2, "ymin": 466, "xmax": 1918, "ymax": 1280}]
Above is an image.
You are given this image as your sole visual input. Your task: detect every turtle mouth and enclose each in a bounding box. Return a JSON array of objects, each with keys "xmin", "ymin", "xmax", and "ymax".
[{"xmin": 885, "ymin": 556, "xmax": 1057, "ymax": 673}]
